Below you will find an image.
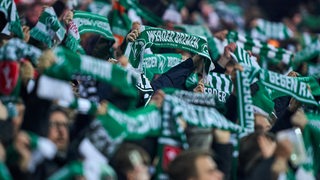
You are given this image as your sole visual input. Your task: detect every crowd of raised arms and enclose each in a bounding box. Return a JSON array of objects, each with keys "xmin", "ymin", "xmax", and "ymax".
[{"xmin": 0, "ymin": 0, "xmax": 320, "ymax": 179}]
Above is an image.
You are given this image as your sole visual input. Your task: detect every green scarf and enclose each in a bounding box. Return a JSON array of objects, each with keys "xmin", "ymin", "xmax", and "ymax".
[
  {"xmin": 45, "ymin": 47, "xmax": 138, "ymax": 98},
  {"xmin": 0, "ymin": 0, "xmax": 24, "ymax": 39},
  {"xmin": 119, "ymin": 0, "xmax": 163, "ymax": 26},
  {"xmin": 73, "ymin": 10, "xmax": 115, "ymax": 42},
  {"xmin": 30, "ymin": 7, "xmax": 66, "ymax": 48},
  {"xmin": 142, "ymin": 53, "xmax": 182, "ymax": 80},
  {"xmin": 0, "ymin": 162, "xmax": 12, "ymax": 180},
  {"xmin": 162, "ymin": 88, "xmax": 216, "ymax": 107},
  {"xmin": 259, "ymin": 69, "xmax": 319, "ymax": 106},
  {"xmin": 227, "ymin": 31, "xmax": 294, "ymax": 65},
  {"xmin": 48, "ymin": 160, "xmax": 84, "ymax": 180},
  {"xmin": 98, "ymin": 102, "xmax": 162, "ymax": 140},
  {"xmin": 125, "ymin": 26, "xmax": 211, "ymax": 68}
]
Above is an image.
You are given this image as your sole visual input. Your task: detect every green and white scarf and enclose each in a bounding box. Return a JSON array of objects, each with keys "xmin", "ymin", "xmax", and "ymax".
[
  {"xmin": 63, "ymin": 20, "xmax": 81, "ymax": 52},
  {"xmin": 119, "ymin": 0, "xmax": 163, "ymax": 26},
  {"xmin": 125, "ymin": 26, "xmax": 211, "ymax": 68},
  {"xmin": 162, "ymin": 88, "xmax": 216, "ymax": 107},
  {"xmin": 0, "ymin": 0, "xmax": 24, "ymax": 39},
  {"xmin": 293, "ymin": 39, "xmax": 320, "ymax": 64},
  {"xmin": 204, "ymin": 71, "xmax": 233, "ymax": 103},
  {"xmin": 235, "ymin": 66, "xmax": 255, "ymax": 137},
  {"xmin": 251, "ymin": 18, "xmax": 294, "ymax": 41},
  {"xmin": 230, "ymin": 46, "xmax": 261, "ymax": 69},
  {"xmin": 259, "ymin": 69, "xmax": 320, "ymax": 106},
  {"xmin": 73, "ymin": 10, "xmax": 115, "ymax": 42},
  {"xmin": 0, "ymin": 38, "xmax": 42, "ymax": 65},
  {"xmin": 164, "ymin": 95, "xmax": 244, "ymax": 133},
  {"xmin": 45, "ymin": 47, "xmax": 138, "ymax": 98},
  {"xmin": 142, "ymin": 53, "xmax": 182, "ymax": 80},
  {"xmin": 227, "ymin": 31, "xmax": 294, "ymax": 65},
  {"xmin": 30, "ymin": 7, "xmax": 66, "ymax": 48}
]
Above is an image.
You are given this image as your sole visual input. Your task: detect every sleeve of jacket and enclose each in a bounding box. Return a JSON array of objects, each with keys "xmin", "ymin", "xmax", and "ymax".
[{"xmin": 151, "ymin": 58, "xmax": 195, "ymax": 91}]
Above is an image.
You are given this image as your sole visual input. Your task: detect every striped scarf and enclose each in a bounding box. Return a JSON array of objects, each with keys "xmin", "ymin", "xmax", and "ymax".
[
  {"xmin": 227, "ymin": 31, "xmax": 294, "ymax": 65},
  {"xmin": 125, "ymin": 26, "xmax": 211, "ymax": 68},
  {"xmin": 251, "ymin": 18, "xmax": 294, "ymax": 41},
  {"xmin": 30, "ymin": 7, "xmax": 66, "ymax": 48},
  {"xmin": 0, "ymin": 38, "xmax": 42, "ymax": 65},
  {"xmin": 73, "ymin": 10, "xmax": 115, "ymax": 42},
  {"xmin": 204, "ymin": 71, "xmax": 233, "ymax": 103},
  {"xmin": 0, "ymin": 0, "xmax": 24, "ymax": 39}
]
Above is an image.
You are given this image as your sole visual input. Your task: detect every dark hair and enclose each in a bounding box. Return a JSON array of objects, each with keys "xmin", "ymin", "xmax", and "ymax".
[
  {"xmin": 109, "ymin": 143, "xmax": 150, "ymax": 179},
  {"xmin": 238, "ymin": 131, "xmax": 275, "ymax": 177},
  {"xmin": 48, "ymin": 105, "xmax": 70, "ymax": 120},
  {"xmin": 168, "ymin": 149, "xmax": 212, "ymax": 180}
]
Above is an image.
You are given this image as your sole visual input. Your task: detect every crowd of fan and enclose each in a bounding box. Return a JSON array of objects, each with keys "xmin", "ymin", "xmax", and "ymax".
[{"xmin": 0, "ymin": 0, "xmax": 320, "ymax": 180}]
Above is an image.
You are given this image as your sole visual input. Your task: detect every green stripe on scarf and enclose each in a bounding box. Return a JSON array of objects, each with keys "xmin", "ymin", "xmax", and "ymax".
[
  {"xmin": 45, "ymin": 47, "xmax": 138, "ymax": 98},
  {"xmin": 30, "ymin": 7, "xmax": 66, "ymax": 48},
  {"xmin": 142, "ymin": 53, "xmax": 182, "ymax": 80},
  {"xmin": 73, "ymin": 10, "xmax": 115, "ymax": 42},
  {"xmin": 125, "ymin": 26, "xmax": 211, "ymax": 68}
]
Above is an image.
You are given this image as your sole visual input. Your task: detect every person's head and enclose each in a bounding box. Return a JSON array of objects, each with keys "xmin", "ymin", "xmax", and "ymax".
[
  {"xmin": 254, "ymin": 113, "xmax": 271, "ymax": 132},
  {"xmin": 110, "ymin": 143, "xmax": 150, "ymax": 180},
  {"xmin": 168, "ymin": 149, "xmax": 223, "ymax": 180},
  {"xmin": 238, "ymin": 131, "xmax": 276, "ymax": 177},
  {"xmin": 47, "ymin": 106, "xmax": 69, "ymax": 152}
]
